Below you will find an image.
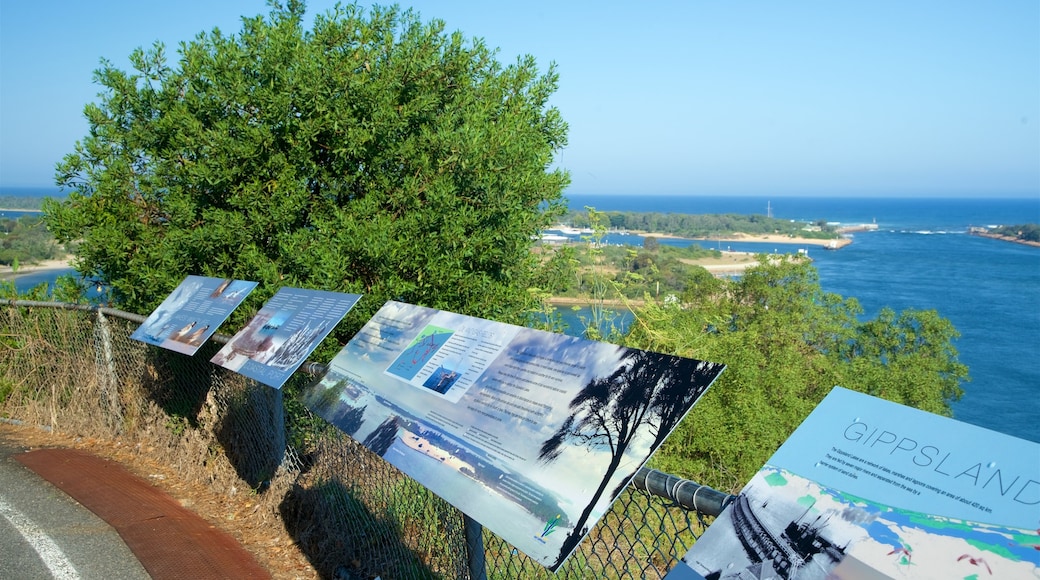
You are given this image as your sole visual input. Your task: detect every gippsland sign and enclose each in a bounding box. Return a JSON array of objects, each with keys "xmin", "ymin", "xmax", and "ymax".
[
  {"xmin": 211, "ymin": 287, "xmax": 361, "ymax": 389},
  {"xmin": 303, "ymin": 301, "xmax": 725, "ymax": 570},
  {"xmin": 667, "ymin": 387, "xmax": 1040, "ymax": 579},
  {"xmin": 131, "ymin": 276, "xmax": 257, "ymax": 355}
]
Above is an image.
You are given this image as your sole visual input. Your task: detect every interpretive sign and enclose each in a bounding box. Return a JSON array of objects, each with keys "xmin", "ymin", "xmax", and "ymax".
[
  {"xmin": 211, "ymin": 287, "xmax": 361, "ymax": 389},
  {"xmin": 666, "ymin": 387, "xmax": 1040, "ymax": 579},
  {"xmin": 302, "ymin": 301, "xmax": 725, "ymax": 570},
  {"xmin": 131, "ymin": 275, "xmax": 257, "ymax": 355}
]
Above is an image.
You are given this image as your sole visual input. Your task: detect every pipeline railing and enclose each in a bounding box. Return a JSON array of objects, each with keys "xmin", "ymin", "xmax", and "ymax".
[{"xmin": 1, "ymin": 299, "xmax": 733, "ymax": 579}]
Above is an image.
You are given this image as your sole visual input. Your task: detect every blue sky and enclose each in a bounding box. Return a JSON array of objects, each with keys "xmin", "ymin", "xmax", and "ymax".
[{"xmin": 1, "ymin": 1, "xmax": 1037, "ymax": 197}]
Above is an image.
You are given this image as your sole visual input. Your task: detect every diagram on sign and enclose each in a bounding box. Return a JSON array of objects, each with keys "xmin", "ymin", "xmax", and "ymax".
[
  {"xmin": 384, "ymin": 319, "xmax": 512, "ymax": 403},
  {"xmin": 386, "ymin": 325, "xmax": 453, "ymax": 380}
]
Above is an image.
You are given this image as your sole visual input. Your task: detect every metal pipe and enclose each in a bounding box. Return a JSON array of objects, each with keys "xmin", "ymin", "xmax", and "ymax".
[{"xmin": 631, "ymin": 467, "xmax": 735, "ymax": 518}]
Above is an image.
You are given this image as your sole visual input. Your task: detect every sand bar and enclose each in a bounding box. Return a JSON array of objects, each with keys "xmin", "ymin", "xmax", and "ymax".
[
  {"xmin": 634, "ymin": 230, "xmax": 852, "ymax": 248},
  {"xmin": 0, "ymin": 257, "xmax": 74, "ymax": 281}
]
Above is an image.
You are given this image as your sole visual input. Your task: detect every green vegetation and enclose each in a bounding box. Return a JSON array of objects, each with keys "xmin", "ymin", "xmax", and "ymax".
[
  {"xmin": 989, "ymin": 223, "xmax": 1040, "ymax": 243},
  {"xmin": 44, "ymin": 2, "xmax": 569, "ymax": 343},
  {"xmin": 0, "ymin": 215, "xmax": 66, "ymax": 267},
  {"xmin": 560, "ymin": 209, "xmax": 842, "ymax": 240},
  {"xmin": 548, "ymin": 239, "xmax": 723, "ymax": 300},
  {"xmin": 534, "ymin": 208, "xmax": 730, "ymax": 310},
  {"xmin": 620, "ymin": 256, "xmax": 965, "ymax": 489},
  {"xmin": 545, "ymin": 212, "xmax": 965, "ymax": 490}
]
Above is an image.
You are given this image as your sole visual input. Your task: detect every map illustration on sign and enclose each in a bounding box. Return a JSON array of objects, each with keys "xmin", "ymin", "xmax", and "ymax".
[
  {"xmin": 666, "ymin": 387, "xmax": 1040, "ymax": 580},
  {"xmin": 211, "ymin": 287, "xmax": 361, "ymax": 389},
  {"xmin": 386, "ymin": 324, "xmax": 454, "ymax": 380},
  {"xmin": 302, "ymin": 301, "xmax": 725, "ymax": 570},
  {"xmin": 131, "ymin": 275, "xmax": 257, "ymax": 355}
]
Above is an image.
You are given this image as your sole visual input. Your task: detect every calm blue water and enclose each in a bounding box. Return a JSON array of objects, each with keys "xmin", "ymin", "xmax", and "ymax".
[
  {"xmin": 565, "ymin": 194, "xmax": 1040, "ymax": 443},
  {"xmin": 0, "ymin": 209, "xmax": 43, "ymax": 219}
]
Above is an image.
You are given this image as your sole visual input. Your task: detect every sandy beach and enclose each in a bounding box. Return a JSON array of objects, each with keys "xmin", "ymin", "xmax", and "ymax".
[
  {"xmin": 677, "ymin": 250, "xmax": 783, "ymax": 273},
  {"xmin": 0, "ymin": 257, "xmax": 74, "ymax": 281},
  {"xmin": 549, "ymin": 295, "xmax": 644, "ymax": 308},
  {"xmin": 636, "ymin": 230, "xmax": 852, "ymax": 248}
]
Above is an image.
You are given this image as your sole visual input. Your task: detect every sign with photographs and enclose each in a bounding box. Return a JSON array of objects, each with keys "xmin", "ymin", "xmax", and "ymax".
[
  {"xmin": 131, "ymin": 276, "xmax": 257, "ymax": 355},
  {"xmin": 302, "ymin": 301, "xmax": 725, "ymax": 570},
  {"xmin": 667, "ymin": 387, "xmax": 1040, "ymax": 579},
  {"xmin": 211, "ymin": 287, "xmax": 361, "ymax": 389}
]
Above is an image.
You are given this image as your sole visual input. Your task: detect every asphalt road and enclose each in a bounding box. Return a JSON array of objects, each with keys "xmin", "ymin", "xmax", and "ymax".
[{"xmin": 0, "ymin": 433, "xmax": 149, "ymax": 580}]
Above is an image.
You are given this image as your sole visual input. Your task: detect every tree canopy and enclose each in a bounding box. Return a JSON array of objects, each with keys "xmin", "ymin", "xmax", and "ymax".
[
  {"xmin": 44, "ymin": 1, "xmax": 569, "ymax": 335},
  {"xmin": 618, "ymin": 256, "xmax": 968, "ymax": 490}
]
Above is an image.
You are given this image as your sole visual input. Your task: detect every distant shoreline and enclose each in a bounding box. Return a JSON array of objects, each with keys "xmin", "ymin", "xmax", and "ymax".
[
  {"xmin": 551, "ymin": 226, "xmax": 854, "ymax": 249},
  {"xmin": 549, "ymin": 296, "xmax": 644, "ymax": 308},
  {"xmin": 634, "ymin": 230, "xmax": 853, "ymax": 248},
  {"xmin": 0, "ymin": 257, "xmax": 74, "ymax": 281},
  {"xmin": 969, "ymin": 230, "xmax": 1040, "ymax": 248}
]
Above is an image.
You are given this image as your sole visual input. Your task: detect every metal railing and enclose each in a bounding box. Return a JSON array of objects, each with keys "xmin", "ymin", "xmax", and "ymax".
[{"xmin": 1, "ymin": 299, "xmax": 732, "ymax": 579}]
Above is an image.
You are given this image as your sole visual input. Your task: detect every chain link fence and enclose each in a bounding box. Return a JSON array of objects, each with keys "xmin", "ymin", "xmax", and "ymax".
[{"xmin": 1, "ymin": 300, "xmax": 729, "ymax": 579}]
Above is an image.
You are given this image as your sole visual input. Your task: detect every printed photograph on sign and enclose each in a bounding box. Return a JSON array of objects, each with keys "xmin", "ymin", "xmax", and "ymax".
[
  {"xmin": 302, "ymin": 301, "xmax": 725, "ymax": 570},
  {"xmin": 211, "ymin": 287, "xmax": 362, "ymax": 389},
  {"xmin": 666, "ymin": 387, "xmax": 1040, "ymax": 579},
  {"xmin": 131, "ymin": 275, "xmax": 258, "ymax": 355},
  {"xmin": 382, "ymin": 314, "xmax": 516, "ymax": 404}
]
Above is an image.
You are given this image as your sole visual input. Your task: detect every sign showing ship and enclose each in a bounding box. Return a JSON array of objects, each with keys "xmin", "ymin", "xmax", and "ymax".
[
  {"xmin": 667, "ymin": 387, "xmax": 1040, "ymax": 579},
  {"xmin": 303, "ymin": 300, "xmax": 725, "ymax": 570}
]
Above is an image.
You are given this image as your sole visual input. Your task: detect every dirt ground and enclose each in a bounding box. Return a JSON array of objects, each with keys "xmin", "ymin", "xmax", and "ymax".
[{"xmin": 0, "ymin": 422, "xmax": 319, "ymax": 579}]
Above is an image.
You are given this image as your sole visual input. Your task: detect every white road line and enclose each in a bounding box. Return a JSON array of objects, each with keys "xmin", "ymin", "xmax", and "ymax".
[{"xmin": 0, "ymin": 497, "xmax": 81, "ymax": 580}]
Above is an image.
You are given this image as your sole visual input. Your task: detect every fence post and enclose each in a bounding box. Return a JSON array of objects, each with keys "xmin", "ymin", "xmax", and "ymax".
[
  {"xmin": 229, "ymin": 379, "xmax": 287, "ymax": 489},
  {"xmin": 269, "ymin": 385, "xmax": 286, "ymax": 475},
  {"xmin": 464, "ymin": 514, "xmax": 488, "ymax": 580},
  {"xmin": 94, "ymin": 310, "xmax": 124, "ymax": 431}
]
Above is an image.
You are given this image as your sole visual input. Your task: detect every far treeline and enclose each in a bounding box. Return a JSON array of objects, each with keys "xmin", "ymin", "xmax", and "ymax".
[
  {"xmin": 5, "ymin": 3, "xmax": 967, "ymax": 492},
  {"xmin": 988, "ymin": 223, "xmax": 1040, "ymax": 243},
  {"xmin": 560, "ymin": 209, "xmax": 843, "ymax": 240},
  {"xmin": 0, "ymin": 213, "xmax": 66, "ymax": 267}
]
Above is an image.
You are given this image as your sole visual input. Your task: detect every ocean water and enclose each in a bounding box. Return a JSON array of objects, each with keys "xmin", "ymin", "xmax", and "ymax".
[{"xmin": 565, "ymin": 194, "xmax": 1040, "ymax": 443}]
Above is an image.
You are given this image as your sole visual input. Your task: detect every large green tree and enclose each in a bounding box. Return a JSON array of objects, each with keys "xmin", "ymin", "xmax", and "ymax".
[
  {"xmin": 45, "ymin": 1, "xmax": 569, "ymax": 335},
  {"xmin": 624, "ymin": 256, "xmax": 968, "ymax": 490}
]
